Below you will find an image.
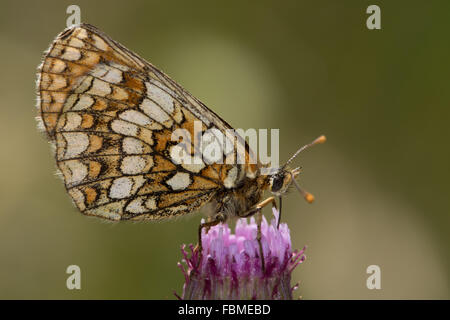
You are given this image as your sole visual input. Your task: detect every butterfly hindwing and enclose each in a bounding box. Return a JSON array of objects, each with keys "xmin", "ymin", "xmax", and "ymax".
[{"xmin": 37, "ymin": 24, "xmax": 256, "ymax": 221}]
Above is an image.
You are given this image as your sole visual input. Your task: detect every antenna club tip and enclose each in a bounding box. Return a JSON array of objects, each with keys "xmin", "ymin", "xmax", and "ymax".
[
  {"xmin": 315, "ymin": 135, "xmax": 327, "ymax": 144},
  {"xmin": 305, "ymin": 192, "xmax": 315, "ymax": 204}
]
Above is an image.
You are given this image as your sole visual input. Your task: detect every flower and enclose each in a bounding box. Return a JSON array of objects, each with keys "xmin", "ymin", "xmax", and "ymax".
[{"xmin": 176, "ymin": 208, "xmax": 306, "ymax": 300}]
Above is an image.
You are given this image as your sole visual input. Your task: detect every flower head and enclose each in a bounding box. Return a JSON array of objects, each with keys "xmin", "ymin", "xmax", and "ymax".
[{"xmin": 177, "ymin": 208, "xmax": 306, "ymax": 300}]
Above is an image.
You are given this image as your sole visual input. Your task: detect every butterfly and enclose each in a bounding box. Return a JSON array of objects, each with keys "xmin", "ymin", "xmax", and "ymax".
[{"xmin": 36, "ymin": 24, "xmax": 325, "ymax": 267}]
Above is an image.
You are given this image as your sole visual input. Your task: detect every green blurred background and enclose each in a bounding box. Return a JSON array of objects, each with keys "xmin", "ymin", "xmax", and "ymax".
[{"xmin": 0, "ymin": 0, "xmax": 448, "ymax": 299}]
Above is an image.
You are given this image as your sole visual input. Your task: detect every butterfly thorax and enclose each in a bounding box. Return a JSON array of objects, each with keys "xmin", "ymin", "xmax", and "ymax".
[{"xmin": 202, "ymin": 169, "xmax": 270, "ymax": 221}]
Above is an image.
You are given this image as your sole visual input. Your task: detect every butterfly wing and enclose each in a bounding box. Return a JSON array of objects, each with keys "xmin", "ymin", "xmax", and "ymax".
[{"xmin": 37, "ymin": 24, "xmax": 256, "ymax": 221}]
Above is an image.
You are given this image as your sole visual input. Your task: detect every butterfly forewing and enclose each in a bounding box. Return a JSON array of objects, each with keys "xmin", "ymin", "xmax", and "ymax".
[{"xmin": 37, "ymin": 24, "xmax": 255, "ymax": 221}]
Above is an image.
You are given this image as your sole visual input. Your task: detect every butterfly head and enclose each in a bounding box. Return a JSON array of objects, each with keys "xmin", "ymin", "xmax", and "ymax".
[{"xmin": 268, "ymin": 135, "xmax": 326, "ymax": 203}]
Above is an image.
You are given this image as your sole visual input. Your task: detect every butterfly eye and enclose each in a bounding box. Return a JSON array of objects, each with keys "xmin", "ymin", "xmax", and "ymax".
[{"xmin": 270, "ymin": 175, "xmax": 284, "ymax": 192}]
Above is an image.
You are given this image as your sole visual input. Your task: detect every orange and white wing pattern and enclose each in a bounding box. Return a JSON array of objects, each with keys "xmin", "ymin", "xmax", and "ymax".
[{"xmin": 37, "ymin": 24, "xmax": 257, "ymax": 221}]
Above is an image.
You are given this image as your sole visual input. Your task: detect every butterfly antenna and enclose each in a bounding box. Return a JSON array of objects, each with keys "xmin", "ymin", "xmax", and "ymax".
[
  {"xmin": 283, "ymin": 135, "xmax": 326, "ymax": 169},
  {"xmin": 290, "ymin": 172, "xmax": 315, "ymax": 204}
]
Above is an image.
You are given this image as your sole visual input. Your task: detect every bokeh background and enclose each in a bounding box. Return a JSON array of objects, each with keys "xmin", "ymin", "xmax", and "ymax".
[{"xmin": 0, "ymin": 0, "xmax": 448, "ymax": 299}]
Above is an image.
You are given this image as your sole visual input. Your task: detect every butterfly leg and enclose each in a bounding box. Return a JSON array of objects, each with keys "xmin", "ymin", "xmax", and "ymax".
[
  {"xmin": 238, "ymin": 196, "xmax": 278, "ymax": 273},
  {"xmin": 239, "ymin": 196, "xmax": 278, "ymax": 219},
  {"xmin": 255, "ymin": 210, "xmax": 265, "ymax": 273},
  {"xmin": 277, "ymin": 196, "xmax": 282, "ymax": 229},
  {"xmin": 196, "ymin": 213, "xmax": 227, "ymax": 265}
]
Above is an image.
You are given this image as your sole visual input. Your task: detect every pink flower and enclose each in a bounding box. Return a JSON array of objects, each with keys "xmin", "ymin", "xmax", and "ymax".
[{"xmin": 177, "ymin": 208, "xmax": 306, "ymax": 300}]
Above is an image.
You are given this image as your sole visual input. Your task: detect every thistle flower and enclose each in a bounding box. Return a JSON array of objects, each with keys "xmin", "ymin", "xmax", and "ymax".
[{"xmin": 177, "ymin": 208, "xmax": 306, "ymax": 300}]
